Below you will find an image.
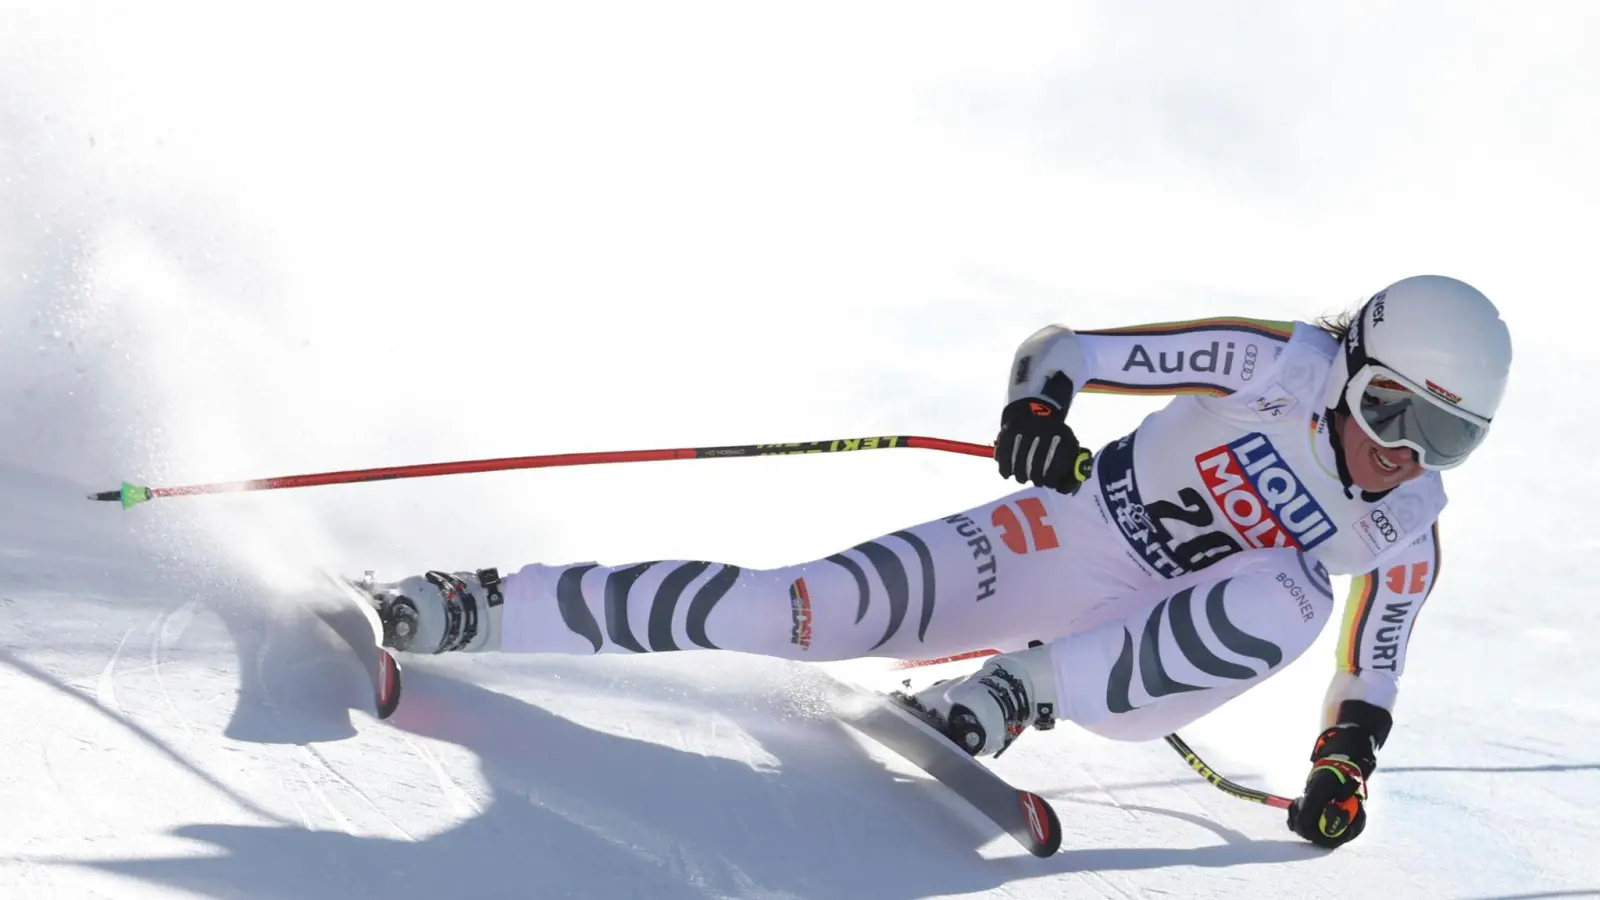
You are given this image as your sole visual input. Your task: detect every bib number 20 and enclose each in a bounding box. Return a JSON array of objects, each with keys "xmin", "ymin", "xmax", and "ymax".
[{"xmin": 1146, "ymin": 487, "xmax": 1242, "ymax": 571}]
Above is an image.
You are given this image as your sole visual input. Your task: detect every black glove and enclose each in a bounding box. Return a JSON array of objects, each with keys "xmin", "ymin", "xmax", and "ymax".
[
  {"xmin": 1288, "ymin": 749, "xmax": 1368, "ymax": 848},
  {"xmin": 996, "ymin": 372, "xmax": 1086, "ymax": 493},
  {"xmin": 1287, "ymin": 701, "xmax": 1391, "ymax": 849}
]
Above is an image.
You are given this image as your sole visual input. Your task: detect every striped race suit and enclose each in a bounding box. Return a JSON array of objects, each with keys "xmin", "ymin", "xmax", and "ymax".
[{"xmin": 490, "ymin": 317, "xmax": 1444, "ymax": 740}]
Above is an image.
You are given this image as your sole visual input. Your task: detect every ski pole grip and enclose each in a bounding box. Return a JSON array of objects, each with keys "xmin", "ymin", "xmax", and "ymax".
[{"xmin": 1074, "ymin": 448, "xmax": 1094, "ymax": 484}]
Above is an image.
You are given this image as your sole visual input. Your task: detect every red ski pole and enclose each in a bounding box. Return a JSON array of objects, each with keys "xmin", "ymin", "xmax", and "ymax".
[{"xmin": 91, "ymin": 435, "xmax": 1092, "ymax": 509}]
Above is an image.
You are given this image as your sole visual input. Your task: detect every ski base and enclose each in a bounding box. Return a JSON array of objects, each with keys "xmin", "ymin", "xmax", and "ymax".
[{"xmin": 829, "ymin": 678, "xmax": 1062, "ymax": 857}]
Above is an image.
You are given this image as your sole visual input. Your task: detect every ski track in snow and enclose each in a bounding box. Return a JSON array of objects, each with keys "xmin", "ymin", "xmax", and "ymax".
[
  {"xmin": 94, "ymin": 626, "xmax": 135, "ymax": 714},
  {"xmin": 150, "ymin": 602, "xmax": 197, "ymax": 742},
  {"xmin": 300, "ymin": 742, "xmax": 416, "ymax": 842},
  {"xmin": 294, "ymin": 753, "xmax": 358, "ymax": 836},
  {"xmin": 397, "ymin": 730, "xmax": 480, "ymax": 820},
  {"xmin": 278, "ymin": 770, "xmax": 315, "ymax": 831},
  {"xmin": 252, "ymin": 589, "xmax": 422, "ymax": 843},
  {"xmin": 1067, "ymin": 765, "xmax": 1141, "ymax": 900}
]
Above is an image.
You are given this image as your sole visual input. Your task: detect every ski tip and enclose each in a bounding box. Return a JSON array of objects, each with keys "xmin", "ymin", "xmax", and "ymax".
[
  {"xmin": 1019, "ymin": 791, "xmax": 1063, "ymax": 857},
  {"xmin": 374, "ymin": 649, "xmax": 403, "ymax": 719}
]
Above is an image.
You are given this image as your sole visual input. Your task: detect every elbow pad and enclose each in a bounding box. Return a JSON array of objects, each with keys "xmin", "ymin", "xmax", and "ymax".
[{"xmin": 1009, "ymin": 326, "xmax": 1087, "ymax": 405}]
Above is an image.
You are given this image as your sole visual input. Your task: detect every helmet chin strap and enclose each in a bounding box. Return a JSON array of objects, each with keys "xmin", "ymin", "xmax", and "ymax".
[
  {"xmin": 1328, "ymin": 296, "xmax": 1398, "ymax": 503},
  {"xmin": 1325, "ymin": 404, "xmax": 1358, "ymax": 499},
  {"xmin": 1326, "ymin": 404, "xmax": 1397, "ymax": 503}
]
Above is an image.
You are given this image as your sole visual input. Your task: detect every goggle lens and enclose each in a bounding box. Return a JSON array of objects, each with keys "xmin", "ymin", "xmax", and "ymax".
[{"xmin": 1351, "ymin": 372, "xmax": 1486, "ymax": 469}]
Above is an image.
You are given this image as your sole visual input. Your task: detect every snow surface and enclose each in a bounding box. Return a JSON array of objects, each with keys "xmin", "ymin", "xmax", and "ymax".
[{"xmin": 3, "ymin": 3, "xmax": 1599, "ymax": 898}]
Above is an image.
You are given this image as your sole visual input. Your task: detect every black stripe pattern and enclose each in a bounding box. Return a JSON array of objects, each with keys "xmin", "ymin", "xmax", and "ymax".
[
  {"xmin": 1106, "ymin": 578, "xmax": 1284, "ymax": 714},
  {"xmin": 1205, "ymin": 580, "xmax": 1282, "ymax": 668},
  {"xmin": 1167, "ymin": 587, "xmax": 1256, "ymax": 680},
  {"xmin": 824, "ymin": 552, "xmax": 871, "ymax": 624},
  {"xmin": 854, "ymin": 541, "xmax": 909, "ymax": 651},
  {"xmin": 648, "ymin": 561, "xmax": 712, "ymax": 652},
  {"xmin": 894, "ymin": 531, "xmax": 938, "ymax": 643},
  {"xmin": 604, "ymin": 563, "xmax": 656, "ymax": 653},
  {"xmin": 556, "ymin": 564, "xmax": 604, "ymax": 652},
  {"xmin": 1137, "ymin": 598, "xmax": 1205, "ymax": 700},
  {"xmin": 826, "ymin": 534, "xmax": 939, "ymax": 652},
  {"xmin": 685, "ymin": 564, "xmax": 740, "ymax": 650},
  {"xmin": 551, "ymin": 561, "xmax": 740, "ymax": 653}
]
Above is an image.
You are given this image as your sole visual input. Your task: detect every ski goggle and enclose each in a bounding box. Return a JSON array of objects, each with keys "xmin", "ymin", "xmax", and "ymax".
[{"xmin": 1342, "ymin": 364, "xmax": 1490, "ymax": 470}]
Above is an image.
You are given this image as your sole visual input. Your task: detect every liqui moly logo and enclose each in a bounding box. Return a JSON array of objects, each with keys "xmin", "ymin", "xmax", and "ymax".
[{"xmin": 1196, "ymin": 434, "xmax": 1336, "ymax": 551}]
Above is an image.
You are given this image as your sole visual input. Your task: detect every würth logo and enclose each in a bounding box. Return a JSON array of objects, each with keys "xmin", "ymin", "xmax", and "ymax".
[
  {"xmin": 789, "ymin": 577, "xmax": 813, "ymax": 649},
  {"xmin": 1196, "ymin": 434, "xmax": 1336, "ymax": 551}
]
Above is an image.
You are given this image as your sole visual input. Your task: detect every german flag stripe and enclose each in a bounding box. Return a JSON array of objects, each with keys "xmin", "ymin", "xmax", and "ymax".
[
  {"xmin": 1400, "ymin": 522, "xmax": 1442, "ymax": 657},
  {"xmin": 1337, "ymin": 572, "xmax": 1379, "ymax": 674},
  {"xmin": 1081, "ymin": 379, "xmax": 1234, "ymax": 398},
  {"xmin": 1430, "ymin": 522, "xmax": 1442, "ymax": 589},
  {"xmin": 1078, "ymin": 316, "xmax": 1296, "ymax": 342}
]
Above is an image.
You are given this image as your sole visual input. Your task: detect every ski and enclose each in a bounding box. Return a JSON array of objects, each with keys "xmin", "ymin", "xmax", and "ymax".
[
  {"xmin": 828, "ymin": 679, "xmax": 1062, "ymax": 857},
  {"xmin": 311, "ymin": 569, "xmax": 403, "ymax": 719}
]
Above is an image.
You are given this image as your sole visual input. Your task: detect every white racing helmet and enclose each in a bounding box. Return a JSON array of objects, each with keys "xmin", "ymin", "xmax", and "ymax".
[{"xmin": 1332, "ymin": 275, "xmax": 1512, "ymax": 469}]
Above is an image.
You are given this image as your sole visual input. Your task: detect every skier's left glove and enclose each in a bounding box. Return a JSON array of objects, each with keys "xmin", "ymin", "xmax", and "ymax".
[{"xmin": 1287, "ymin": 701, "xmax": 1392, "ymax": 849}]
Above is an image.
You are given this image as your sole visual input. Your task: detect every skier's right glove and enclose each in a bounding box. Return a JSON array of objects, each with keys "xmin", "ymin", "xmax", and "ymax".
[
  {"xmin": 1287, "ymin": 702, "xmax": 1390, "ymax": 849},
  {"xmin": 995, "ymin": 372, "xmax": 1089, "ymax": 494}
]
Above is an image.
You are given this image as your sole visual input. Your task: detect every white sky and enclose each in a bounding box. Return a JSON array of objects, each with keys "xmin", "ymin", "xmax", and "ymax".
[{"xmin": 2, "ymin": 0, "xmax": 1596, "ymax": 583}]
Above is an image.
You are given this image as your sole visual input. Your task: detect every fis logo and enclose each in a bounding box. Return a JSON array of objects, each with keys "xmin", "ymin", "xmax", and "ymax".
[
  {"xmin": 1247, "ymin": 386, "xmax": 1297, "ymax": 422},
  {"xmin": 1196, "ymin": 434, "xmax": 1336, "ymax": 551},
  {"xmin": 789, "ymin": 577, "xmax": 813, "ymax": 649}
]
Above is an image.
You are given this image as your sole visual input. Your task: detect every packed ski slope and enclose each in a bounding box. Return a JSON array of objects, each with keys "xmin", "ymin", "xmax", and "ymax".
[
  {"xmin": 2, "ymin": 458, "xmax": 1596, "ymax": 900},
  {"xmin": 4, "ymin": 3, "xmax": 1600, "ymax": 898}
]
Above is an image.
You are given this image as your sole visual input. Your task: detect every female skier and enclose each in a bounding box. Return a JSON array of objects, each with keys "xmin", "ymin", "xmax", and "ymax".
[{"xmin": 365, "ymin": 274, "xmax": 1512, "ymax": 850}]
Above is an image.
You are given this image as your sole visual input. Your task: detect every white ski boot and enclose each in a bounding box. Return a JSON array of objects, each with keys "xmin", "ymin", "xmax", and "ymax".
[
  {"xmin": 361, "ymin": 569, "xmax": 505, "ymax": 655},
  {"xmin": 905, "ymin": 644, "xmax": 1059, "ymax": 757}
]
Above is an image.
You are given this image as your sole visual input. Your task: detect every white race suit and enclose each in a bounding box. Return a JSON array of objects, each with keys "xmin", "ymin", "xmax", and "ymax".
[{"xmin": 489, "ymin": 317, "xmax": 1444, "ymax": 741}]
